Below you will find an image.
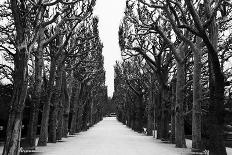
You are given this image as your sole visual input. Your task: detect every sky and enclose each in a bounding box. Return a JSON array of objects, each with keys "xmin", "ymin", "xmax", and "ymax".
[{"xmin": 93, "ymin": 0, "xmax": 125, "ymax": 97}]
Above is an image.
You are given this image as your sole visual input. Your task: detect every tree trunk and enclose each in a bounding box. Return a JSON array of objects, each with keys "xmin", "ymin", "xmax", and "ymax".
[
  {"xmin": 27, "ymin": 99, "xmax": 39, "ymax": 149},
  {"xmin": 146, "ymin": 102, "xmax": 153, "ymax": 136},
  {"xmin": 183, "ymin": 1, "xmax": 227, "ymax": 153},
  {"xmin": 207, "ymin": 72, "xmax": 226, "ymax": 155},
  {"xmin": 82, "ymin": 100, "xmax": 90, "ymax": 131},
  {"xmin": 26, "ymin": 28, "xmax": 44, "ymax": 149},
  {"xmin": 57, "ymin": 71, "xmax": 69, "ymax": 140},
  {"xmin": 147, "ymin": 84, "xmax": 153, "ymax": 136},
  {"xmin": 76, "ymin": 107, "xmax": 83, "ymax": 132},
  {"xmin": 175, "ymin": 45, "xmax": 186, "ymax": 148},
  {"xmin": 152, "ymin": 84, "xmax": 156, "ymax": 138},
  {"xmin": 134, "ymin": 95, "xmax": 144, "ymax": 133},
  {"xmin": 38, "ymin": 57, "xmax": 56, "ymax": 146},
  {"xmin": 156, "ymin": 93, "xmax": 162, "ymax": 139},
  {"xmin": 3, "ymin": 1, "xmax": 29, "ymax": 154},
  {"xmin": 155, "ymin": 92, "xmax": 162, "ymax": 139},
  {"xmin": 56, "ymin": 103, "xmax": 63, "ymax": 141},
  {"xmin": 77, "ymin": 84, "xmax": 90, "ymax": 132},
  {"xmin": 3, "ymin": 112, "xmax": 23, "ymax": 155},
  {"xmin": 63, "ymin": 114, "xmax": 69, "ymax": 137},
  {"xmin": 3, "ymin": 50, "xmax": 28, "ymax": 155},
  {"xmin": 48, "ymin": 63, "xmax": 64, "ymax": 143},
  {"xmin": 161, "ymin": 87, "xmax": 170, "ymax": 141},
  {"xmin": 192, "ymin": 38, "xmax": 202, "ymax": 151},
  {"xmin": 77, "ymin": 89, "xmax": 88, "ymax": 132},
  {"xmin": 62, "ymin": 71, "xmax": 70, "ymax": 138},
  {"xmin": 90, "ymin": 98, "xmax": 94, "ymax": 127},
  {"xmin": 170, "ymin": 78, "xmax": 176, "ymax": 144},
  {"xmin": 38, "ymin": 97, "xmax": 50, "ymax": 146},
  {"xmin": 205, "ymin": 5, "xmax": 226, "ymax": 154},
  {"xmin": 69, "ymin": 80, "xmax": 81, "ymax": 135}
]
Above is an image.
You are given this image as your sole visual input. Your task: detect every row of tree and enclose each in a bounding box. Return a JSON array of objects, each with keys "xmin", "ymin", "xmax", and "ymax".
[
  {"xmin": 0, "ymin": 0, "xmax": 107, "ymax": 155},
  {"xmin": 114, "ymin": 0, "xmax": 232, "ymax": 155}
]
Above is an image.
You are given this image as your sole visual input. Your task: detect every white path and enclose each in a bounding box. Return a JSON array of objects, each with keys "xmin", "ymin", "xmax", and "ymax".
[
  {"xmin": 36, "ymin": 117, "xmax": 193, "ymax": 155},
  {"xmin": 1, "ymin": 117, "xmax": 232, "ymax": 154}
]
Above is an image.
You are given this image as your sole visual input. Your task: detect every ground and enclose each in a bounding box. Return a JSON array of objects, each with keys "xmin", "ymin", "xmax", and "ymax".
[{"xmin": 1, "ymin": 117, "xmax": 232, "ymax": 155}]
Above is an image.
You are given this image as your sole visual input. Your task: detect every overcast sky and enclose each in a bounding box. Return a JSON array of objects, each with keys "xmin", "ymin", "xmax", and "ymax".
[{"xmin": 93, "ymin": 0, "xmax": 125, "ymax": 97}]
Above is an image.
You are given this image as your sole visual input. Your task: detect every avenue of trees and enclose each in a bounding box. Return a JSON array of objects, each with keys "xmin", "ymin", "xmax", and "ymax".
[
  {"xmin": 0, "ymin": 0, "xmax": 107, "ymax": 155},
  {"xmin": 115, "ymin": 0, "xmax": 232, "ymax": 155}
]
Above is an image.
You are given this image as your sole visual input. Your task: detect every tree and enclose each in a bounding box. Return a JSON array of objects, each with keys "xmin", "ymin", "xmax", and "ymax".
[
  {"xmin": 0, "ymin": 0, "xmax": 107, "ymax": 154},
  {"xmin": 118, "ymin": 0, "xmax": 232, "ymax": 153},
  {"xmin": 3, "ymin": 1, "xmax": 40, "ymax": 154}
]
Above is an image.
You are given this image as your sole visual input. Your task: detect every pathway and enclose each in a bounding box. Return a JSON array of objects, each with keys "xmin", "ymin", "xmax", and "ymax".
[
  {"xmin": 1, "ymin": 117, "xmax": 232, "ymax": 155},
  {"xmin": 35, "ymin": 117, "xmax": 192, "ymax": 155}
]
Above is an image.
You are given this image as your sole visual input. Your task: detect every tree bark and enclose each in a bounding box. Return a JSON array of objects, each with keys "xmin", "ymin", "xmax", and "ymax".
[
  {"xmin": 206, "ymin": 35, "xmax": 226, "ymax": 155},
  {"xmin": 56, "ymin": 103, "xmax": 63, "ymax": 141},
  {"xmin": 56, "ymin": 71, "xmax": 69, "ymax": 140},
  {"xmin": 48, "ymin": 63, "xmax": 64, "ymax": 143},
  {"xmin": 175, "ymin": 45, "xmax": 186, "ymax": 148},
  {"xmin": 69, "ymin": 80, "xmax": 81, "ymax": 134},
  {"xmin": 82, "ymin": 98, "xmax": 91, "ymax": 131},
  {"xmin": 146, "ymin": 91, "xmax": 153, "ymax": 136},
  {"xmin": 206, "ymin": 6, "xmax": 226, "ymax": 154},
  {"xmin": 62, "ymin": 71, "xmax": 70, "ymax": 138},
  {"xmin": 76, "ymin": 107, "xmax": 83, "ymax": 132},
  {"xmin": 170, "ymin": 78, "xmax": 176, "ymax": 144},
  {"xmin": 2, "ymin": 44, "xmax": 28, "ymax": 155},
  {"xmin": 90, "ymin": 98, "xmax": 94, "ymax": 126},
  {"xmin": 153, "ymin": 92, "xmax": 156, "ymax": 138},
  {"xmin": 161, "ymin": 86, "xmax": 170, "ymax": 141},
  {"xmin": 38, "ymin": 57, "xmax": 56, "ymax": 146},
  {"xmin": 152, "ymin": 80, "xmax": 156, "ymax": 138},
  {"xmin": 3, "ymin": 1, "xmax": 29, "ymax": 154},
  {"xmin": 134, "ymin": 95, "xmax": 144, "ymax": 133},
  {"xmin": 156, "ymin": 93, "xmax": 162, "ymax": 139},
  {"xmin": 26, "ymin": 28, "xmax": 44, "ymax": 149},
  {"xmin": 62, "ymin": 114, "xmax": 69, "ymax": 137},
  {"xmin": 192, "ymin": 38, "xmax": 202, "ymax": 151}
]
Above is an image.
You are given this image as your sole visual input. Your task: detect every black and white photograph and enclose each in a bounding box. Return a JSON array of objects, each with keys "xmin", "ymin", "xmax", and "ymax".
[{"xmin": 0, "ymin": 0, "xmax": 232, "ymax": 155}]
